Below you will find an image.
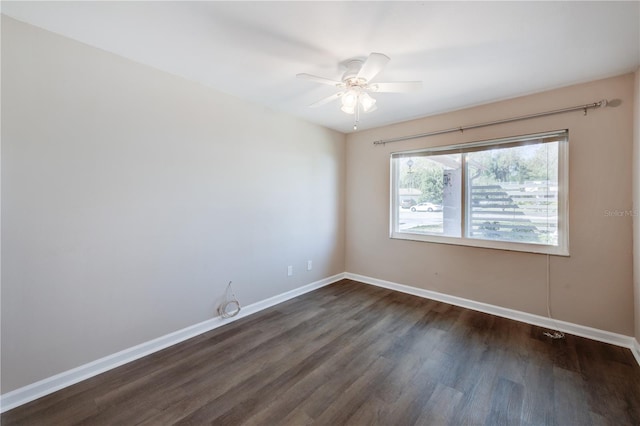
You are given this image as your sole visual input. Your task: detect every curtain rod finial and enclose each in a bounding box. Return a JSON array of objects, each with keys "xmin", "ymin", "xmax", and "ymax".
[{"xmin": 605, "ymin": 99, "xmax": 622, "ymax": 107}]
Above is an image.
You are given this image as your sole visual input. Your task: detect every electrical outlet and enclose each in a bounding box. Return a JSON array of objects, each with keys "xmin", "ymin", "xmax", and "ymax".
[
  {"xmin": 287, "ymin": 265, "xmax": 293, "ymax": 276},
  {"xmin": 307, "ymin": 260, "xmax": 312, "ymax": 271}
]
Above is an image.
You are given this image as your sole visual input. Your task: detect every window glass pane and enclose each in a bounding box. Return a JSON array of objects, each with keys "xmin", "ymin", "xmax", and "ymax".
[
  {"xmin": 397, "ymin": 153, "xmax": 461, "ymax": 237},
  {"xmin": 465, "ymin": 142, "xmax": 559, "ymax": 245}
]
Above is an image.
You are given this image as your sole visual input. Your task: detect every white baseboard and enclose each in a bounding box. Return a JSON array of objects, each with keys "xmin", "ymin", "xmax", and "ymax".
[
  {"xmin": 0, "ymin": 273, "xmax": 345, "ymax": 413},
  {"xmin": 345, "ymin": 272, "xmax": 640, "ymax": 360},
  {"xmin": 632, "ymin": 339, "xmax": 640, "ymax": 367}
]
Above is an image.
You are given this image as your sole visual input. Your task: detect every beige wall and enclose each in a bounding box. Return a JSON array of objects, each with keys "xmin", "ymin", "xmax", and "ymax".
[
  {"xmin": 346, "ymin": 73, "xmax": 635, "ymax": 336},
  {"xmin": 634, "ymin": 69, "xmax": 640, "ymax": 342},
  {"xmin": 1, "ymin": 17, "xmax": 346, "ymax": 393}
]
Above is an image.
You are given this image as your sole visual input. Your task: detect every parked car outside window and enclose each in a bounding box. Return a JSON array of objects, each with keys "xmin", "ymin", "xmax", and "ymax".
[{"xmin": 410, "ymin": 202, "xmax": 443, "ymax": 212}]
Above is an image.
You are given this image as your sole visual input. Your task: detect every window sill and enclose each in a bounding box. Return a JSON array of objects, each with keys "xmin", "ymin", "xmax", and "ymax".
[{"xmin": 390, "ymin": 231, "xmax": 569, "ymax": 256}]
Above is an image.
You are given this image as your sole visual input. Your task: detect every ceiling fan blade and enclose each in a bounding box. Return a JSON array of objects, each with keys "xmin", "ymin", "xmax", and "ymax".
[
  {"xmin": 369, "ymin": 81, "xmax": 422, "ymax": 93},
  {"xmin": 308, "ymin": 92, "xmax": 344, "ymax": 107},
  {"xmin": 297, "ymin": 73, "xmax": 342, "ymax": 87},
  {"xmin": 356, "ymin": 53, "xmax": 390, "ymax": 82}
]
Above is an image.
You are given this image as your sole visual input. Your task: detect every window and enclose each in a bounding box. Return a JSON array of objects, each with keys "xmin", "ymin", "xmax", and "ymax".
[{"xmin": 390, "ymin": 130, "xmax": 568, "ymax": 255}]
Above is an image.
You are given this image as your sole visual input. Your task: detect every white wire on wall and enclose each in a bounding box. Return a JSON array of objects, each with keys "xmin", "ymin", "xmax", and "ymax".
[
  {"xmin": 543, "ymin": 254, "xmax": 565, "ymax": 339},
  {"xmin": 218, "ymin": 281, "xmax": 241, "ymax": 319}
]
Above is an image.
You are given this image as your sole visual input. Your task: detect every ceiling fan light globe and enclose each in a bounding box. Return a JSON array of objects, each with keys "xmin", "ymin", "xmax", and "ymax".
[
  {"xmin": 360, "ymin": 93, "xmax": 377, "ymax": 112},
  {"xmin": 341, "ymin": 105, "xmax": 355, "ymax": 114},
  {"xmin": 341, "ymin": 90, "xmax": 358, "ymax": 108}
]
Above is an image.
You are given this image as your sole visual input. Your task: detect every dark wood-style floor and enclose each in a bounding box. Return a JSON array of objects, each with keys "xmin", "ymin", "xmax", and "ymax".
[{"xmin": 3, "ymin": 279, "xmax": 640, "ymax": 425}]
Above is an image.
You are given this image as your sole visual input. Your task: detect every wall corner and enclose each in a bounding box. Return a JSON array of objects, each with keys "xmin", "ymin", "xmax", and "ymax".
[{"xmin": 633, "ymin": 67, "xmax": 640, "ymax": 342}]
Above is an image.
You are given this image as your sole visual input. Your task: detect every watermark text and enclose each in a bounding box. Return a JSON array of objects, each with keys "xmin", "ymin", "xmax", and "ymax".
[{"xmin": 604, "ymin": 209, "xmax": 638, "ymax": 217}]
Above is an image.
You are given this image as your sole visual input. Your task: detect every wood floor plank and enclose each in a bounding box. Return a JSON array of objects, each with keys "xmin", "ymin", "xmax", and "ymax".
[
  {"xmin": 311, "ymin": 356, "xmax": 395, "ymax": 425},
  {"xmin": 385, "ymin": 351, "xmax": 447, "ymax": 424},
  {"xmin": 415, "ymin": 382, "xmax": 465, "ymax": 425},
  {"xmin": 520, "ymin": 359, "xmax": 555, "ymax": 426},
  {"xmin": 484, "ymin": 377, "xmax": 525, "ymax": 426},
  {"xmin": 3, "ymin": 279, "xmax": 640, "ymax": 426},
  {"xmin": 552, "ymin": 365, "xmax": 594, "ymax": 426}
]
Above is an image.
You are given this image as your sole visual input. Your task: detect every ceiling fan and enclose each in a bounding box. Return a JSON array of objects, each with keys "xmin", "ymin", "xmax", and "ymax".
[{"xmin": 297, "ymin": 53, "xmax": 422, "ymax": 130}]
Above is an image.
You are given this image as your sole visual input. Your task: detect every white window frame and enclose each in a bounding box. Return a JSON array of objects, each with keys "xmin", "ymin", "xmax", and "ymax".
[{"xmin": 390, "ymin": 130, "xmax": 569, "ymax": 256}]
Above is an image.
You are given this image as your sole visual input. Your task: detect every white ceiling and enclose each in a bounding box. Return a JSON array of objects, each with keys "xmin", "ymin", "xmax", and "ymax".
[{"xmin": 3, "ymin": 1, "xmax": 639, "ymax": 133}]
